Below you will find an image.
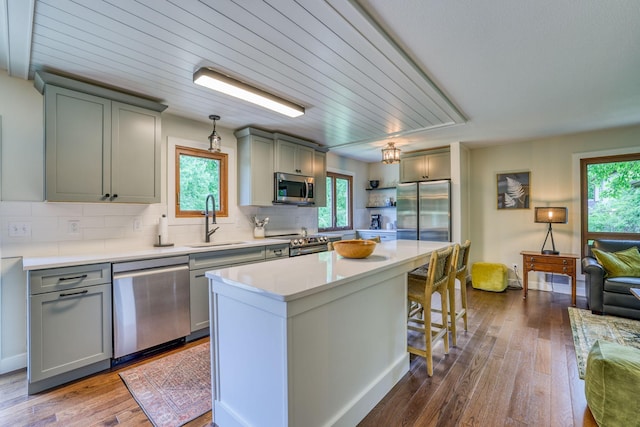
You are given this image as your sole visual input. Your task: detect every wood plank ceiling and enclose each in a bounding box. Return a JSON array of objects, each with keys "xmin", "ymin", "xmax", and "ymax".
[{"xmin": 26, "ymin": 0, "xmax": 464, "ymax": 159}]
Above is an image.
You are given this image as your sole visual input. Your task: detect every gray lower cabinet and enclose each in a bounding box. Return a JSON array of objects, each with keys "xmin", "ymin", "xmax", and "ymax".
[
  {"xmin": 189, "ymin": 246, "xmax": 267, "ymax": 335},
  {"xmin": 357, "ymin": 230, "xmax": 397, "ymax": 242},
  {"xmin": 28, "ymin": 263, "xmax": 112, "ymax": 394}
]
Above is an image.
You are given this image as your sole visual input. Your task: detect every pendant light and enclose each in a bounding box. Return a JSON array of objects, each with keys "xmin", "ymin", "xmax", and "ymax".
[
  {"xmin": 208, "ymin": 115, "xmax": 221, "ymax": 152},
  {"xmin": 381, "ymin": 142, "xmax": 401, "ymax": 164}
]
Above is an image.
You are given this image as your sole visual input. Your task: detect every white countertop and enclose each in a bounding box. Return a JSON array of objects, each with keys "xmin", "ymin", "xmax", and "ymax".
[
  {"xmin": 22, "ymin": 238, "xmax": 290, "ymax": 270},
  {"xmin": 356, "ymin": 229, "xmax": 397, "ymax": 233},
  {"xmin": 206, "ymin": 240, "xmax": 449, "ymax": 302}
]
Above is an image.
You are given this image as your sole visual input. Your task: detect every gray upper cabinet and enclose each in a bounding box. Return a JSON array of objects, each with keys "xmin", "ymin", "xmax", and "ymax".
[
  {"xmin": 236, "ymin": 127, "xmax": 327, "ymax": 206},
  {"xmin": 400, "ymin": 151, "xmax": 451, "ymax": 182},
  {"xmin": 236, "ymin": 127, "xmax": 275, "ymax": 206},
  {"xmin": 314, "ymin": 151, "xmax": 327, "ymax": 207},
  {"xmin": 37, "ymin": 71, "xmax": 165, "ymax": 203},
  {"xmin": 274, "ymin": 138, "xmax": 315, "ymax": 176}
]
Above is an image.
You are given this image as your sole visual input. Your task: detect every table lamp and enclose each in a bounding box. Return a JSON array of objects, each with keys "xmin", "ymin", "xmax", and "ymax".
[{"xmin": 534, "ymin": 207, "xmax": 567, "ymax": 255}]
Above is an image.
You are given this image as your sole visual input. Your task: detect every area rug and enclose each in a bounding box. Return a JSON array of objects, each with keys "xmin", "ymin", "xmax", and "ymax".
[
  {"xmin": 119, "ymin": 342, "xmax": 211, "ymax": 427},
  {"xmin": 568, "ymin": 307, "xmax": 640, "ymax": 379}
]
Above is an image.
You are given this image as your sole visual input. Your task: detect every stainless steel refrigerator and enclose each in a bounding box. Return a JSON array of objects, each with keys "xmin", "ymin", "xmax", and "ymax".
[{"xmin": 396, "ymin": 180, "xmax": 451, "ymax": 241}]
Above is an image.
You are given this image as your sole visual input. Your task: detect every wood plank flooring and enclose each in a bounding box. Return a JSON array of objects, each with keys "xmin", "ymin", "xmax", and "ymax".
[{"xmin": 0, "ymin": 287, "xmax": 597, "ymax": 427}]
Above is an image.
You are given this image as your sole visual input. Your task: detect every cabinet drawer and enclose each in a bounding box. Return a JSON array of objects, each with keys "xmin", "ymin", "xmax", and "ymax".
[
  {"xmin": 266, "ymin": 244, "xmax": 289, "ymax": 259},
  {"xmin": 189, "ymin": 247, "xmax": 266, "ymax": 270},
  {"xmin": 29, "ymin": 263, "xmax": 111, "ymax": 295},
  {"xmin": 525, "ymin": 262, "xmax": 574, "ymax": 275},
  {"xmin": 524, "ymin": 255, "xmax": 573, "ymax": 266},
  {"xmin": 29, "ymin": 283, "xmax": 112, "ymax": 384}
]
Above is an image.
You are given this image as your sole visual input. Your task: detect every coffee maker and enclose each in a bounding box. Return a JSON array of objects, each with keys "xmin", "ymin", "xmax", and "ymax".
[{"xmin": 370, "ymin": 214, "xmax": 382, "ymax": 230}]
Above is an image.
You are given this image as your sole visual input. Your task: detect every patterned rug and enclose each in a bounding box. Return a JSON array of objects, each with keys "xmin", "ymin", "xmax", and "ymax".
[
  {"xmin": 119, "ymin": 342, "xmax": 211, "ymax": 427},
  {"xmin": 568, "ymin": 307, "xmax": 640, "ymax": 379}
]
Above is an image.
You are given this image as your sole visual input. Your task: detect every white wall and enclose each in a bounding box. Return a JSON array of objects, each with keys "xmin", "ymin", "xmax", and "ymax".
[
  {"xmin": 469, "ymin": 124, "xmax": 640, "ymax": 289},
  {"xmin": 0, "ymin": 72, "xmax": 365, "ymax": 257}
]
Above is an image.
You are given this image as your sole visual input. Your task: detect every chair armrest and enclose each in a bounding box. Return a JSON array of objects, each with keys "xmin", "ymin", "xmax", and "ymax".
[
  {"xmin": 582, "ymin": 256, "xmax": 604, "ymax": 276},
  {"xmin": 582, "ymin": 256, "xmax": 605, "ymax": 312}
]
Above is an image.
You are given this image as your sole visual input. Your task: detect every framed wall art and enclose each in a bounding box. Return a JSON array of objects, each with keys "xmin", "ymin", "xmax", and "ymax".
[{"xmin": 497, "ymin": 171, "xmax": 530, "ymax": 209}]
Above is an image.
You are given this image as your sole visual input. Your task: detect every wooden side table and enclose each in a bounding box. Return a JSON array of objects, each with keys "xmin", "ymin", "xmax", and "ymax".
[{"xmin": 521, "ymin": 251, "xmax": 580, "ymax": 306}]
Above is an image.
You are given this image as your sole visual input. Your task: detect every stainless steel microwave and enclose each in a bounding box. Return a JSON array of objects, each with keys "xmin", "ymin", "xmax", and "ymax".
[{"xmin": 274, "ymin": 172, "xmax": 315, "ymax": 205}]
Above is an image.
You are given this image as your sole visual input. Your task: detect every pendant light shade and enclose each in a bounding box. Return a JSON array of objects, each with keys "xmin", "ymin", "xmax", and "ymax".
[
  {"xmin": 381, "ymin": 142, "xmax": 401, "ymax": 164},
  {"xmin": 208, "ymin": 114, "xmax": 221, "ymax": 152}
]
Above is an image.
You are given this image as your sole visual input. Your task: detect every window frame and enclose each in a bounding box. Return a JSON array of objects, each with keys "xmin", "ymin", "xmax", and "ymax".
[
  {"xmin": 175, "ymin": 145, "xmax": 228, "ymax": 219},
  {"xmin": 318, "ymin": 171, "xmax": 353, "ymax": 232},
  {"xmin": 580, "ymin": 152, "xmax": 640, "ymax": 256}
]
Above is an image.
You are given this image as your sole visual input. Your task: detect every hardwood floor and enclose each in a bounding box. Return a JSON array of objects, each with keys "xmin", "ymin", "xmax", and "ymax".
[{"xmin": 0, "ymin": 287, "xmax": 597, "ymax": 427}]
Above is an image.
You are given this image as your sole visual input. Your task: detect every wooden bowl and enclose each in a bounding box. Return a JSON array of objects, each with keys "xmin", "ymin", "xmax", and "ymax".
[{"xmin": 333, "ymin": 239, "xmax": 377, "ymax": 259}]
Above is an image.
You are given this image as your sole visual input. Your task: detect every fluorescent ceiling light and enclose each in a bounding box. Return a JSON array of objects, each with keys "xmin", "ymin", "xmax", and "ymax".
[{"xmin": 193, "ymin": 67, "xmax": 305, "ymax": 118}]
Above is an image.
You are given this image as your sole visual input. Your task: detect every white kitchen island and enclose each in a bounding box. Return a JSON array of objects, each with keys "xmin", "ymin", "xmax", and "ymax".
[{"xmin": 206, "ymin": 240, "xmax": 450, "ymax": 427}]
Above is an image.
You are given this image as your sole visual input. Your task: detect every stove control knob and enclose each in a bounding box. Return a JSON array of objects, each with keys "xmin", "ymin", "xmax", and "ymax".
[{"xmin": 292, "ymin": 239, "xmax": 299, "ymax": 245}]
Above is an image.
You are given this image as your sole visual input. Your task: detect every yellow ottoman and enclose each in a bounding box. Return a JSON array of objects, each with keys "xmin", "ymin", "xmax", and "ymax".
[
  {"xmin": 585, "ymin": 340, "xmax": 640, "ymax": 427},
  {"xmin": 471, "ymin": 262, "xmax": 508, "ymax": 292}
]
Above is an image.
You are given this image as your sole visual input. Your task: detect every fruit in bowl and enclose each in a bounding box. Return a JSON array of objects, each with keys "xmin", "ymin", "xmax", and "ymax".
[
  {"xmin": 333, "ymin": 239, "xmax": 376, "ymax": 259},
  {"xmin": 369, "ymin": 180, "xmax": 379, "ymax": 189}
]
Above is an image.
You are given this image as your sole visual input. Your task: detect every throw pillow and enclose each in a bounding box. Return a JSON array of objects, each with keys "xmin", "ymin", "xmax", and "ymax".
[{"xmin": 591, "ymin": 246, "xmax": 640, "ymax": 278}]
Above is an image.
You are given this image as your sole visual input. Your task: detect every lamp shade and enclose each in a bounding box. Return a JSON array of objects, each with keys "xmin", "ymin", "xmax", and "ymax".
[{"xmin": 534, "ymin": 207, "xmax": 567, "ymax": 224}]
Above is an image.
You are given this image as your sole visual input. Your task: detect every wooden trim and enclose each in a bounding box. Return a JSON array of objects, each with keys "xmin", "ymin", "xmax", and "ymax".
[
  {"xmin": 580, "ymin": 152, "xmax": 640, "ymax": 257},
  {"xmin": 319, "ymin": 171, "xmax": 353, "ymax": 232},
  {"xmin": 175, "ymin": 145, "xmax": 228, "ymax": 218}
]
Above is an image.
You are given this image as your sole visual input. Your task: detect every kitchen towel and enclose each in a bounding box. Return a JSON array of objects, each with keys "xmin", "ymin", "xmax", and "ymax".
[{"xmin": 158, "ymin": 215, "xmax": 169, "ymax": 244}]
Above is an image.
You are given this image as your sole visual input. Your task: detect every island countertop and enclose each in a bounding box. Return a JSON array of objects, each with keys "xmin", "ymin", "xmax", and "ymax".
[{"xmin": 206, "ymin": 239, "xmax": 449, "ymax": 302}]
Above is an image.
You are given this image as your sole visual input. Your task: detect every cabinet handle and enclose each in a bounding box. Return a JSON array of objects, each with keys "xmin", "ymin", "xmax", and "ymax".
[
  {"xmin": 58, "ymin": 274, "xmax": 88, "ymax": 282},
  {"xmin": 103, "ymin": 193, "xmax": 110, "ymax": 200},
  {"xmin": 195, "ymin": 274, "xmax": 206, "ymax": 278},
  {"xmin": 274, "ymin": 249, "xmax": 282, "ymax": 255},
  {"xmin": 59, "ymin": 289, "xmax": 89, "ymax": 298},
  {"xmin": 563, "ymin": 260, "xmax": 567, "ymax": 265},
  {"xmin": 111, "ymin": 194, "xmax": 118, "ymax": 200}
]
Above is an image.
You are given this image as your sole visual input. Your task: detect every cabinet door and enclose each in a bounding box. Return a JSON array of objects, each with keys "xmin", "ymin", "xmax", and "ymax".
[
  {"xmin": 296, "ymin": 145, "xmax": 315, "ymax": 176},
  {"xmin": 111, "ymin": 102, "xmax": 161, "ymax": 203},
  {"xmin": 1, "ymin": 257, "xmax": 27, "ymax": 374},
  {"xmin": 275, "ymin": 140, "xmax": 298, "ymax": 174},
  {"xmin": 313, "ymin": 151, "xmax": 327, "ymax": 207},
  {"xmin": 190, "ymin": 269, "xmax": 210, "ymax": 332},
  {"xmin": 45, "ymin": 86, "xmax": 111, "ymax": 202},
  {"xmin": 29, "ymin": 283, "xmax": 112, "ymax": 383},
  {"xmin": 238, "ymin": 134, "xmax": 275, "ymax": 206},
  {"xmin": 427, "ymin": 152, "xmax": 451, "ymax": 180},
  {"xmin": 400, "ymin": 156, "xmax": 426, "ymax": 182}
]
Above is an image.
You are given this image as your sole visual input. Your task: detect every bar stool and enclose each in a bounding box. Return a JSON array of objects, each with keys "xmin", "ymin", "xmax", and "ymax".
[
  {"xmin": 450, "ymin": 240, "xmax": 471, "ymax": 346},
  {"xmin": 407, "ymin": 245, "xmax": 458, "ymax": 376}
]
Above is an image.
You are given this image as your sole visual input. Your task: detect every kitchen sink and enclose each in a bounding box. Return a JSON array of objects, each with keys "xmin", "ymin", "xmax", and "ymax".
[{"xmin": 186, "ymin": 241, "xmax": 248, "ymax": 248}]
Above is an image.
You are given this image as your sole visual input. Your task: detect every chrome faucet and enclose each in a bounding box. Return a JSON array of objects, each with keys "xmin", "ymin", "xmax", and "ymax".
[{"xmin": 204, "ymin": 194, "xmax": 219, "ymax": 242}]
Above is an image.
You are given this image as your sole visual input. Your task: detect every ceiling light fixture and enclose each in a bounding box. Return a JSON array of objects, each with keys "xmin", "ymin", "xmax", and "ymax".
[
  {"xmin": 208, "ymin": 114, "xmax": 221, "ymax": 152},
  {"xmin": 193, "ymin": 67, "xmax": 305, "ymax": 118},
  {"xmin": 381, "ymin": 142, "xmax": 401, "ymax": 164}
]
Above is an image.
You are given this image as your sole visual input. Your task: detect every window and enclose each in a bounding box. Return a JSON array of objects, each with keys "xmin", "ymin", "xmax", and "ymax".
[
  {"xmin": 581, "ymin": 153, "xmax": 640, "ymax": 255},
  {"xmin": 319, "ymin": 172, "xmax": 353, "ymax": 231},
  {"xmin": 175, "ymin": 145, "xmax": 228, "ymax": 218}
]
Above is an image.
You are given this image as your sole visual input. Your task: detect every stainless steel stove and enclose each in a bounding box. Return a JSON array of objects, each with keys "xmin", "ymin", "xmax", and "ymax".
[{"xmin": 269, "ymin": 234, "xmax": 330, "ymax": 257}]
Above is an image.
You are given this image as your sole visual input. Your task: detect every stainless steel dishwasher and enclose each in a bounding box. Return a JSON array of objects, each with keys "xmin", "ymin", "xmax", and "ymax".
[{"xmin": 112, "ymin": 256, "xmax": 190, "ymax": 360}]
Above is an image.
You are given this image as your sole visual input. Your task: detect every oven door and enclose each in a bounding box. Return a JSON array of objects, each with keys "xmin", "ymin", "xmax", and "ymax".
[
  {"xmin": 290, "ymin": 244, "xmax": 328, "ymax": 257},
  {"xmin": 275, "ymin": 173, "xmax": 314, "ymax": 205}
]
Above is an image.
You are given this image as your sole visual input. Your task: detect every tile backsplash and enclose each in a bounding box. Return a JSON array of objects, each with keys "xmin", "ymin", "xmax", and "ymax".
[{"xmin": 0, "ymin": 201, "xmax": 325, "ymax": 258}]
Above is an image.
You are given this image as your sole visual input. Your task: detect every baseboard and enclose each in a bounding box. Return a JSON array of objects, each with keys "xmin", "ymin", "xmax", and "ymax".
[{"xmin": 0, "ymin": 352, "xmax": 27, "ymax": 375}]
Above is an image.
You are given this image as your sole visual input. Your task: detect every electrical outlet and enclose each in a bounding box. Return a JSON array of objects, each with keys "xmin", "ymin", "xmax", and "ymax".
[
  {"xmin": 133, "ymin": 218, "xmax": 142, "ymax": 232},
  {"xmin": 8, "ymin": 222, "xmax": 31, "ymax": 237},
  {"xmin": 68, "ymin": 220, "xmax": 80, "ymax": 235}
]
